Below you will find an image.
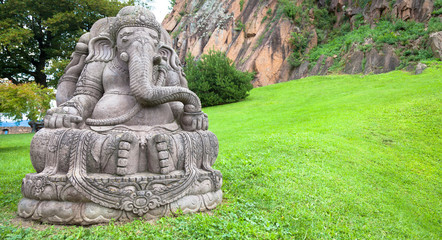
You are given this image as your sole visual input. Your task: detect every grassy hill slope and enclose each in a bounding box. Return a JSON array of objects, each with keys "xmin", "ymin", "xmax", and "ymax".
[{"xmin": 1, "ymin": 65, "xmax": 441, "ymax": 239}]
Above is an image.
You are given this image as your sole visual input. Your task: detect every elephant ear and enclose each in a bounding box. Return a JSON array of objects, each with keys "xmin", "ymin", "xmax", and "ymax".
[
  {"xmin": 157, "ymin": 44, "xmax": 182, "ymax": 71},
  {"xmin": 85, "ymin": 35, "xmax": 115, "ymax": 63},
  {"xmin": 157, "ymin": 44, "xmax": 188, "ymax": 87}
]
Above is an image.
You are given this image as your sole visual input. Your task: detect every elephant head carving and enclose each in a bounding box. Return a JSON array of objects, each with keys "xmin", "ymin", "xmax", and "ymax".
[
  {"xmin": 78, "ymin": 6, "xmax": 200, "ymax": 113},
  {"xmin": 110, "ymin": 6, "xmax": 201, "ymax": 112}
]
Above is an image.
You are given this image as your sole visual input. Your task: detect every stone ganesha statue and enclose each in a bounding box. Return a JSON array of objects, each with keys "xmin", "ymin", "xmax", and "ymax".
[{"xmin": 18, "ymin": 6, "xmax": 222, "ymax": 225}]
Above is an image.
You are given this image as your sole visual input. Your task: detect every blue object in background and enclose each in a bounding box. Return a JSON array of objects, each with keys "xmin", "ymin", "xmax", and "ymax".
[{"xmin": 0, "ymin": 120, "xmax": 30, "ymax": 127}]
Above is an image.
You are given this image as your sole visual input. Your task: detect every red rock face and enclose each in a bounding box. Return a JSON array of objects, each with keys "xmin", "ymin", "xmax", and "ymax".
[
  {"xmin": 393, "ymin": 0, "xmax": 434, "ymax": 22},
  {"xmin": 328, "ymin": 0, "xmax": 434, "ymax": 23},
  {"xmin": 163, "ymin": 0, "xmax": 296, "ymax": 87},
  {"xmin": 429, "ymin": 32, "xmax": 442, "ymax": 60},
  {"xmin": 163, "ymin": 0, "xmax": 435, "ymax": 87}
]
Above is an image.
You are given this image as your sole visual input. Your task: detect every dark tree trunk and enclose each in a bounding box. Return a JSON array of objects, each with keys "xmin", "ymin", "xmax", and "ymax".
[
  {"xmin": 34, "ymin": 61, "xmax": 47, "ymax": 87},
  {"xmin": 31, "ymin": 20, "xmax": 49, "ymax": 88}
]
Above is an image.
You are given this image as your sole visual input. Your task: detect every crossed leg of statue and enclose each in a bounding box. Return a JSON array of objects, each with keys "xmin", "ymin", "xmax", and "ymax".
[{"xmin": 30, "ymin": 128, "xmax": 219, "ymax": 176}]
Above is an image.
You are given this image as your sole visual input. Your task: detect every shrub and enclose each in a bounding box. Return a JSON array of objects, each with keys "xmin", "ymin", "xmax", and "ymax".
[
  {"xmin": 288, "ymin": 31, "xmax": 310, "ymax": 67},
  {"xmin": 433, "ymin": 0, "xmax": 442, "ymax": 15},
  {"xmin": 352, "ymin": 14, "xmax": 365, "ymax": 29},
  {"xmin": 240, "ymin": 0, "xmax": 245, "ymax": 11},
  {"xmin": 184, "ymin": 50, "xmax": 255, "ymax": 107},
  {"xmin": 313, "ymin": 7, "xmax": 335, "ymax": 30},
  {"xmin": 0, "ymin": 81, "xmax": 54, "ymax": 121},
  {"xmin": 288, "ymin": 51, "xmax": 303, "ymax": 67},
  {"xmin": 234, "ymin": 19, "xmax": 245, "ymax": 31},
  {"xmin": 428, "ymin": 17, "xmax": 442, "ymax": 33}
]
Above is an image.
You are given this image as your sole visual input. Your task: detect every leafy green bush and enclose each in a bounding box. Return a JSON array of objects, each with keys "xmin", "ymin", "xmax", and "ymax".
[
  {"xmin": 234, "ymin": 19, "xmax": 245, "ymax": 31},
  {"xmin": 352, "ymin": 14, "xmax": 365, "ymax": 29},
  {"xmin": 433, "ymin": 0, "xmax": 442, "ymax": 15},
  {"xmin": 288, "ymin": 31, "xmax": 310, "ymax": 67},
  {"xmin": 279, "ymin": 0, "xmax": 304, "ymax": 24},
  {"xmin": 289, "ymin": 31, "xmax": 309, "ymax": 47},
  {"xmin": 288, "ymin": 51, "xmax": 303, "ymax": 67},
  {"xmin": 184, "ymin": 50, "xmax": 255, "ymax": 107},
  {"xmin": 428, "ymin": 17, "xmax": 442, "ymax": 33},
  {"xmin": 312, "ymin": 7, "xmax": 335, "ymax": 31}
]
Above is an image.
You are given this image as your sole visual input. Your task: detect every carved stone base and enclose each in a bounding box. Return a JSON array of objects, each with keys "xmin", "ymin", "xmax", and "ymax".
[
  {"xmin": 20, "ymin": 127, "xmax": 222, "ymax": 225},
  {"xmin": 18, "ymin": 5, "xmax": 224, "ymax": 226},
  {"xmin": 18, "ymin": 190, "xmax": 222, "ymax": 225}
]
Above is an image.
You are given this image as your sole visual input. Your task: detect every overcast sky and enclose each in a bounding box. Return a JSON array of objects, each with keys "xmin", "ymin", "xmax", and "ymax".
[{"xmin": 148, "ymin": 0, "xmax": 172, "ymax": 22}]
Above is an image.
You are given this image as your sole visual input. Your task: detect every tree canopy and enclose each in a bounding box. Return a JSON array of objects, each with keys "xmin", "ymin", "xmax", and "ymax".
[
  {"xmin": 0, "ymin": 0, "xmax": 135, "ymax": 87},
  {"xmin": 0, "ymin": 80, "xmax": 54, "ymax": 121}
]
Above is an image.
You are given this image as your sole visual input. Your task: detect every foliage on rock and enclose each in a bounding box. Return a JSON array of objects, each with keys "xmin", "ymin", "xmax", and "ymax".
[
  {"xmin": 0, "ymin": 80, "xmax": 54, "ymax": 121},
  {"xmin": 0, "ymin": 0, "xmax": 133, "ymax": 87},
  {"xmin": 184, "ymin": 50, "xmax": 254, "ymax": 107},
  {"xmin": 279, "ymin": 0, "xmax": 336, "ymax": 67},
  {"xmin": 164, "ymin": 0, "xmax": 440, "ymax": 86},
  {"xmin": 309, "ymin": 20, "xmax": 437, "ymax": 70},
  {"xmin": 280, "ymin": 0, "xmax": 442, "ymax": 69},
  {"xmin": 169, "ymin": 0, "xmax": 177, "ymax": 10}
]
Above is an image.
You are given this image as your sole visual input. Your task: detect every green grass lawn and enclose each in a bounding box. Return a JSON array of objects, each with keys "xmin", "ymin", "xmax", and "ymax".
[{"xmin": 1, "ymin": 64, "xmax": 441, "ymax": 239}]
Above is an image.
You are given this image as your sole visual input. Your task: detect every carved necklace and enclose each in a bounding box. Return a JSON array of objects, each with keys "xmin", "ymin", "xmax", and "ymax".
[{"xmin": 109, "ymin": 59, "xmax": 129, "ymax": 76}]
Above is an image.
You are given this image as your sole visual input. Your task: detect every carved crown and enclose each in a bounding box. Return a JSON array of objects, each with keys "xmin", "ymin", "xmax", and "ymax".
[{"xmin": 110, "ymin": 6, "xmax": 162, "ymax": 41}]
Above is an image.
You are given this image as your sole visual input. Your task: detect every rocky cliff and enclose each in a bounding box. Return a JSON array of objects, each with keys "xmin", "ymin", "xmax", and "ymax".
[{"xmin": 162, "ymin": 0, "xmax": 439, "ymax": 87}]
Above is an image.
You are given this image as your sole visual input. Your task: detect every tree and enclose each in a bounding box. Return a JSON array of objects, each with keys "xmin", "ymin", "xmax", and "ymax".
[
  {"xmin": 0, "ymin": 0, "xmax": 135, "ymax": 87},
  {"xmin": 184, "ymin": 50, "xmax": 255, "ymax": 107},
  {"xmin": 0, "ymin": 79, "xmax": 54, "ymax": 122}
]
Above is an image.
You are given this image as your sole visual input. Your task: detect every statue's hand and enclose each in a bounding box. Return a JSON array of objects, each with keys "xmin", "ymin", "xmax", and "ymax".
[
  {"xmin": 44, "ymin": 106, "xmax": 83, "ymax": 129},
  {"xmin": 181, "ymin": 111, "xmax": 208, "ymax": 131}
]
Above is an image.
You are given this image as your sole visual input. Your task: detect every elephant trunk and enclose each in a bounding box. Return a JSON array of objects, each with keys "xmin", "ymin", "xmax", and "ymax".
[{"xmin": 127, "ymin": 43, "xmax": 201, "ymax": 113}]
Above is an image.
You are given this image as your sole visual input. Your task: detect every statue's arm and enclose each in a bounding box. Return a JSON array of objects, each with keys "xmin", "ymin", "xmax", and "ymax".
[
  {"xmin": 56, "ymin": 33, "xmax": 91, "ymax": 106},
  {"xmin": 68, "ymin": 62, "xmax": 106, "ymax": 118},
  {"xmin": 56, "ymin": 54, "xmax": 87, "ymax": 106},
  {"xmin": 168, "ymin": 71, "xmax": 208, "ymax": 131},
  {"xmin": 45, "ymin": 61, "xmax": 105, "ymax": 129}
]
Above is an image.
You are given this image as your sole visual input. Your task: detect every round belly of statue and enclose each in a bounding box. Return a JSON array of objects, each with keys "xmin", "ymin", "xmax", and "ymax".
[
  {"xmin": 88, "ymin": 94, "xmax": 175, "ymax": 127},
  {"xmin": 89, "ymin": 93, "xmax": 137, "ymax": 124},
  {"xmin": 18, "ymin": 6, "xmax": 222, "ymax": 225}
]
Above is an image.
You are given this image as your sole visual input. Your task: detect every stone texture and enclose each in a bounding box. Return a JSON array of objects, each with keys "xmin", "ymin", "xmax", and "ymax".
[
  {"xmin": 18, "ymin": 6, "xmax": 222, "ymax": 225},
  {"xmin": 429, "ymin": 31, "xmax": 442, "ymax": 60},
  {"xmin": 18, "ymin": 190, "xmax": 223, "ymax": 225},
  {"xmin": 308, "ymin": 55, "xmax": 334, "ymax": 76},
  {"xmin": 321, "ymin": 57, "xmax": 334, "ymax": 75},
  {"xmin": 309, "ymin": 55, "xmax": 325, "ymax": 76},
  {"xmin": 364, "ymin": 44, "xmax": 400, "ymax": 74},
  {"xmin": 368, "ymin": 0, "xmax": 391, "ymax": 22},
  {"xmin": 344, "ymin": 50, "xmax": 364, "ymax": 74},
  {"xmin": 415, "ymin": 62, "xmax": 427, "ymax": 74},
  {"xmin": 393, "ymin": 0, "xmax": 434, "ymax": 22},
  {"xmin": 329, "ymin": 0, "xmax": 433, "ymax": 23}
]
